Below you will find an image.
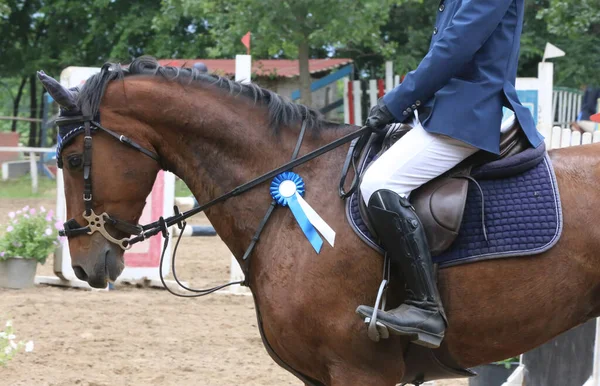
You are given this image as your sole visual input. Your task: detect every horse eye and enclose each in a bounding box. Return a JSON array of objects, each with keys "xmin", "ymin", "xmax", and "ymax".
[{"xmin": 67, "ymin": 155, "xmax": 83, "ymax": 169}]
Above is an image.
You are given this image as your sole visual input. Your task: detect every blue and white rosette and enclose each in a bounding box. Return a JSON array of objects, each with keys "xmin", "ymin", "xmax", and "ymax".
[{"xmin": 270, "ymin": 172, "xmax": 336, "ymax": 253}]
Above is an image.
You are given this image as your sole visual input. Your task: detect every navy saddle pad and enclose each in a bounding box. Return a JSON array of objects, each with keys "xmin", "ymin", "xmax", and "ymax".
[{"xmin": 346, "ymin": 146, "xmax": 563, "ymax": 268}]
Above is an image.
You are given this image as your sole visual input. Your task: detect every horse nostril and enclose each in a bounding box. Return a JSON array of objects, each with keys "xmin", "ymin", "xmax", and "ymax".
[{"xmin": 72, "ymin": 266, "xmax": 88, "ymax": 281}]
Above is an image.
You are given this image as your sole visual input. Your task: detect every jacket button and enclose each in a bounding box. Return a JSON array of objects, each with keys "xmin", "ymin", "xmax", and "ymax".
[
  {"xmin": 439, "ymin": 4, "xmax": 445, "ymax": 11},
  {"xmin": 416, "ymin": 100, "xmax": 421, "ymax": 106},
  {"xmin": 433, "ymin": 27, "xmax": 438, "ymax": 35}
]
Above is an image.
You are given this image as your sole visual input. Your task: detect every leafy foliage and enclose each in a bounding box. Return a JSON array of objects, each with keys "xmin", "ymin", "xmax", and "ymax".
[
  {"xmin": 0, "ymin": 320, "xmax": 33, "ymax": 367},
  {"xmin": 0, "ymin": 206, "xmax": 59, "ymax": 263},
  {"xmin": 535, "ymin": 0, "xmax": 600, "ymax": 87},
  {"xmin": 539, "ymin": 0, "xmax": 600, "ymax": 37},
  {"xmin": 158, "ymin": 0, "xmax": 396, "ymax": 58},
  {"xmin": 156, "ymin": 0, "xmax": 399, "ymax": 105},
  {"xmin": 0, "ymin": 0, "xmax": 598, "ymax": 125},
  {"xmin": 495, "ymin": 356, "xmax": 520, "ymax": 369}
]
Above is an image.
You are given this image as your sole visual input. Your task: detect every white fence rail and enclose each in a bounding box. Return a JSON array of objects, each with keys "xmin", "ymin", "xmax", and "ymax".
[
  {"xmin": 540, "ymin": 125, "xmax": 600, "ymax": 150},
  {"xmin": 553, "ymin": 88, "xmax": 583, "ymax": 129},
  {"xmin": 0, "ymin": 146, "xmax": 55, "ymax": 193},
  {"xmin": 346, "ymin": 80, "xmax": 586, "ymax": 131}
]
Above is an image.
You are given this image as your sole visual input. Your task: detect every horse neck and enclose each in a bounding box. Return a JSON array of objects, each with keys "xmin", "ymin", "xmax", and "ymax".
[{"xmin": 121, "ymin": 79, "xmax": 352, "ymax": 257}]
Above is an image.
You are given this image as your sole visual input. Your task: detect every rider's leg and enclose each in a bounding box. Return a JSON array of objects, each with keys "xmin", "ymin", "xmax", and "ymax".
[
  {"xmin": 360, "ymin": 123, "xmax": 478, "ymax": 202},
  {"xmin": 357, "ymin": 124, "xmax": 478, "ymax": 348}
]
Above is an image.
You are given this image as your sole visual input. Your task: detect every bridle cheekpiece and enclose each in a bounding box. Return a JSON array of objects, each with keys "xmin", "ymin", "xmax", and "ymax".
[{"xmin": 55, "ymin": 110, "xmax": 161, "ymax": 250}]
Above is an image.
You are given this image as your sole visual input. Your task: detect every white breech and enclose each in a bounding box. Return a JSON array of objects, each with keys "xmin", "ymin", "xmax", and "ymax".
[{"xmin": 360, "ymin": 122, "xmax": 479, "ymax": 204}]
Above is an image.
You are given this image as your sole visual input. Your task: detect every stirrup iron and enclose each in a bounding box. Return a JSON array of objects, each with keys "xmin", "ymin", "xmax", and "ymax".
[
  {"xmin": 362, "ymin": 254, "xmax": 392, "ymax": 342},
  {"xmin": 364, "ymin": 278, "xmax": 390, "ymax": 342}
]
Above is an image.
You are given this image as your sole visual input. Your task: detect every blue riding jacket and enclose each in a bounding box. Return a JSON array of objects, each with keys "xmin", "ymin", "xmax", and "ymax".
[{"xmin": 383, "ymin": 0, "xmax": 544, "ymax": 154}]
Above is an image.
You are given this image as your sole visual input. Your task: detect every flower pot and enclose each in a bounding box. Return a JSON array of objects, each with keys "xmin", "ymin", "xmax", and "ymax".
[
  {"xmin": 469, "ymin": 363, "xmax": 520, "ymax": 386},
  {"xmin": 0, "ymin": 258, "xmax": 37, "ymax": 289}
]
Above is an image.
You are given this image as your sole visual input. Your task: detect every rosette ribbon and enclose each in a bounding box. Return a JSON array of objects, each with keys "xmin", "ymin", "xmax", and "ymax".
[{"xmin": 270, "ymin": 172, "xmax": 336, "ymax": 253}]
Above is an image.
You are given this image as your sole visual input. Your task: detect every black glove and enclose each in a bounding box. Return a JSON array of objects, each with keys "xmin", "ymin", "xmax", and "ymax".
[{"xmin": 365, "ymin": 98, "xmax": 395, "ymax": 133}]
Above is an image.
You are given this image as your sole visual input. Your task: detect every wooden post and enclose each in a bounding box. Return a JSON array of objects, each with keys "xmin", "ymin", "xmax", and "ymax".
[
  {"xmin": 538, "ymin": 63, "xmax": 554, "ymax": 129},
  {"xmin": 551, "ymin": 126, "xmax": 562, "ymax": 150},
  {"xmin": 570, "ymin": 131, "xmax": 582, "ymax": 147},
  {"xmin": 369, "ymin": 79, "xmax": 378, "ymax": 107},
  {"xmin": 232, "ymin": 55, "xmax": 252, "ymax": 294},
  {"xmin": 558, "ymin": 91, "xmax": 565, "ymax": 128},
  {"xmin": 502, "ymin": 365, "xmax": 526, "ymax": 386},
  {"xmin": 29, "ymin": 152, "xmax": 38, "ymax": 194},
  {"xmin": 353, "ymin": 80, "xmax": 362, "ymax": 125},
  {"xmin": 583, "ymin": 319, "xmax": 600, "ymax": 386},
  {"xmin": 235, "ymin": 55, "xmax": 252, "ymax": 84},
  {"xmin": 343, "ymin": 77, "xmax": 350, "ymax": 124},
  {"xmin": 385, "ymin": 61, "xmax": 394, "ymax": 93},
  {"xmin": 347, "ymin": 80, "xmax": 355, "ymax": 125},
  {"xmin": 368, "ymin": 79, "xmax": 378, "ymax": 109},
  {"xmin": 566, "ymin": 92, "xmax": 574, "ymax": 128},
  {"xmin": 377, "ymin": 79, "xmax": 385, "ymax": 98},
  {"xmin": 539, "ymin": 123, "xmax": 553, "ymax": 149},
  {"xmin": 593, "ymin": 319, "xmax": 600, "ymax": 386},
  {"xmin": 560, "ymin": 128, "xmax": 571, "ymax": 148},
  {"xmin": 582, "ymin": 132, "xmax": 593, "ymax": 145},
  {"xmin": 228, "ymin": 255, "xmax": 248, "ymax": 295}
]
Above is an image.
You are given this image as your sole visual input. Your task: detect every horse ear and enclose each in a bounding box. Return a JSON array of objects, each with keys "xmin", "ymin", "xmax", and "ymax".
[{"xmin": 37, "ymin": 71, "xmax": 78, "ymax": 110}]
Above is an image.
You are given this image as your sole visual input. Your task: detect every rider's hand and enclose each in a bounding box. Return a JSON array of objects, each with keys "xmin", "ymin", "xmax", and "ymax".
[{"xmin": 365, "ymin": 98, "xmax": 395, "ymax": 133}]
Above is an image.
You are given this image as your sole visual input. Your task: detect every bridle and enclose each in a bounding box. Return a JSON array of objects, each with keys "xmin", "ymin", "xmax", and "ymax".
[
  {"xmin": 55, "ymin": 113, "xmax": 161, "ymax": 250},
  {"xmin": 56, "ymin": 107, "xmax": 372, "ymax": 294}
]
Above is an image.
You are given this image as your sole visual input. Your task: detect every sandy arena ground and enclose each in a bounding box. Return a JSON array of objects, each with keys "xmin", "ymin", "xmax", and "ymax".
[{"xmin": 0, "ymin": 198, "xmax": 468, "ymax": 386}]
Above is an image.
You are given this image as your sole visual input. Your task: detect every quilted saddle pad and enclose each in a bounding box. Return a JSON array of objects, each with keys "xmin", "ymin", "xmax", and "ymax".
[{"xmin": 346, "ymin": 152, "xmax": 563, "ymax": 268}]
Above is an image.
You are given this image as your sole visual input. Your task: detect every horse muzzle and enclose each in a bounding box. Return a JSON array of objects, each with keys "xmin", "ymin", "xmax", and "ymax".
[{"xmin": 71, "ymin": 233, "xmax": 125, "ymax": 288}]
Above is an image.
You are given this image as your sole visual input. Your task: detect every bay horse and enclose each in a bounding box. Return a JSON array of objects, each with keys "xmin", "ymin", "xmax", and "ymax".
[{"xmin": 41, "ymin": 57, "xmax": 600, "ymax": 385}]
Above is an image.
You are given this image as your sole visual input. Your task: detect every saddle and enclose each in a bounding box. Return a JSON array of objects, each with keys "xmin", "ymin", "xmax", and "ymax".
[
  {"xmin": 350, "ymin": 118, "xmax": 534, "ymax": 256},
  {"xmin": 340, "ymin": 120, "xmax": 548, "ymax": 384}
]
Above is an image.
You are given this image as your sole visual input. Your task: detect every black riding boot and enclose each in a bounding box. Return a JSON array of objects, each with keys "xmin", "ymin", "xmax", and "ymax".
[{"xmin": 356, "ymin": 189, "xmax": 447, "ymax": 348}]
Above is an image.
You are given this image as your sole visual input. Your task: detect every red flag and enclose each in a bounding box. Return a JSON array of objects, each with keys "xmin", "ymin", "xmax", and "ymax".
[
  {"xmin": 591, "ymin": 113, "xmax": 600, "ymax": 123},
  {"xmin": 241, "ymin": 32, "xmax": 251, "ymax": 55}
]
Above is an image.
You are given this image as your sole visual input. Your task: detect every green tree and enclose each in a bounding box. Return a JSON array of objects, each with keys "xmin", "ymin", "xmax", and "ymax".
[
  {"xmin": 540, "ymin": 0, "xmax": 600, "ymax": 37},
  {"xmin": 347, "ymin": 0, "xmax": 437, "ymax": 79},
  {"xmin": 0, "ymin": 0, "xmax": 207, "ymax": 144},
  {"xmin": 375, "ymin": 0, "xmax": 600, "ymax": 88},
  {"xmin": 538, "ymin": 0, "xmax": 600, "ymax": 87},
  {"xmin": 160, "ymin": 0, "xmax": 398, "ymax": 106}
]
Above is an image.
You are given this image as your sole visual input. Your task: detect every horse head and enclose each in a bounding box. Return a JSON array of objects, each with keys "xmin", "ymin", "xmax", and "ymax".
[{"xmin": 38, "ymin": 70, "xmax": 161, "ymax": 288}]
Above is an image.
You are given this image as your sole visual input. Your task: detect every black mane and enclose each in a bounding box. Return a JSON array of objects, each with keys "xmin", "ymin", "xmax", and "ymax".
[{"xmin": 77, "ymin": 56, "xmax": 321, "ymax": 131}]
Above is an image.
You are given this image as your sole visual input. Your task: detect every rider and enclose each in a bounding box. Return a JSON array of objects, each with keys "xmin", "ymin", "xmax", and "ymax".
[{"xmin": 356, "ymin": 0, "xmax": 544, "ymax": 348}]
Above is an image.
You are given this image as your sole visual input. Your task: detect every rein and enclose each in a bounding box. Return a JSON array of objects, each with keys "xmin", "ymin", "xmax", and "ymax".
[{"xmin": 56, "ymin": 111, "xmax": 370, "ymax": 294}]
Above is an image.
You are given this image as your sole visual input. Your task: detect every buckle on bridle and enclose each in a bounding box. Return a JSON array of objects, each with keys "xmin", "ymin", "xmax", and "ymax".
[{"xmin": 83, "ymin": 193, "xmax": 92, "ymax": 201}]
